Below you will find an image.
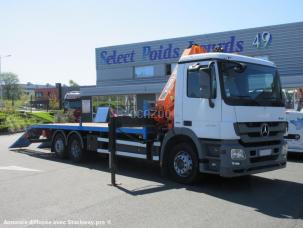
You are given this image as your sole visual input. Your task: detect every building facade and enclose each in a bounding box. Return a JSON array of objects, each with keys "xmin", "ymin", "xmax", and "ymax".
[
  {"xmin": 32, "ymin": 86, "xmax": 58, "ymax": 109},
  {"xmin": 81, "ymin": 22, "xmax": 303, "ymax": 115},
  {"xmin": 32, "ymin": 84, "xmax": 81, "ymax": 109},
  {"xmin": 20, "ymin": 83, "xmax": 52, "ymax": 96}
]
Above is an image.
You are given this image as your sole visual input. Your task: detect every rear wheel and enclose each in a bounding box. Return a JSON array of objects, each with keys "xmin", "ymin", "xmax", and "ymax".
[
  {"xmin": 168, "ymin": 143, "xmax": 199, "ymax": 184},
  {"xmin": 68, "ymin": 134, "xmax": 86, "ymax": 162},
  {"xmin": 52, "ymin": 133, "xmax": 67, "ymax": 159}
]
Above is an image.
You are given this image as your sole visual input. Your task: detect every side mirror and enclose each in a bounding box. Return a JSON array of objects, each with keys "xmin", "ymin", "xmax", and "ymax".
[
  {"xmin": 199, "ymin": 68, "xmax": 212, "ymax": 99},
  {"xmin": 199, "ymin": 68, "xmax": 215, "ymax": 108}
]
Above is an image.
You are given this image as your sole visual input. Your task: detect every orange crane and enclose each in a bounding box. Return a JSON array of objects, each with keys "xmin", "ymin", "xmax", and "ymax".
[{"xmin": 153, "ymin": 44, "xmax": 207, "ymax": 129}]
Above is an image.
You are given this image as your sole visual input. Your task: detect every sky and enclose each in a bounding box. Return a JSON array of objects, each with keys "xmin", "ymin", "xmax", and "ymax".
[{"xmin": 0, "ymin": 0, "xmax": 302, "ymax": 86}]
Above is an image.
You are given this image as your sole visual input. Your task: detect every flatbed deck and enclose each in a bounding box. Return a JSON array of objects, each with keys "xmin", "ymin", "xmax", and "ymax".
[
  {"xmin": 10, "ymin": 121, "xmax": 152, "ymax": 149},
  {"xmin": 29, "ymin": 122, "xmax": 148, "ymax": 137}
]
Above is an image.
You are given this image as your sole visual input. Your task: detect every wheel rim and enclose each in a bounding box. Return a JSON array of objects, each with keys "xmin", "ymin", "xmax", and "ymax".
[
  {"xmin": 173, "ymin": 150, "xmax": 193, "ymax": 177},
  {"xmin": 71, "ymin": 140, "xmax": 81, "ymax": 158},
  {"xmin": 55, "ymin": 138, "xmax": 64, "ymax": 153}
]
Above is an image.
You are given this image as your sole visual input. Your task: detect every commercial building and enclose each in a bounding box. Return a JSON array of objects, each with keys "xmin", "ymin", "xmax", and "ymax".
[
  {"xmin": 32, "ymin": 86, "xmax": 58, "ymax": 109},
  {"xmin": 81, "ymin": 21, "xmax": 303, "ymax": 116},
  {"xmin": 32, "ymin": 84, "xmax": 81, "ymax": 109},
  {"xmin": 20, "ymin": 83, "xmax": 49, "ymax": 96}
]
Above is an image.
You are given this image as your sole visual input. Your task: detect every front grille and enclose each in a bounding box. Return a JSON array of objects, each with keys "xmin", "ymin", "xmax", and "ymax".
[
  {"xmin": 239, "ymin": 140, "xmax": 281, "ymax": 147},
  {"xmin": 246, "ymin": 122, "xmax": 280, "ymax": 127},
  {"xmin": 247, "ymin": 131, "xmax": 279, "ymax": 137},
  {"xmin": 234, "ymin": 121, "xmax": 287, "ymax": 146}
]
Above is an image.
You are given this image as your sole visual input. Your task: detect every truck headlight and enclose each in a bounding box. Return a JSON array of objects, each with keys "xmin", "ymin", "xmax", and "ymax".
[
  {"xmin": 231, "ymin": 149, "xmax": 246, "ymax": 160},
  {"xmin": 282, "ymin": 144, "xmax": 288, "ymax": 155}
]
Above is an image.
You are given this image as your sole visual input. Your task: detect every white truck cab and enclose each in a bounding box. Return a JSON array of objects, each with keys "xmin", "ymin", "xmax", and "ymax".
[{"xmin": 161, "ymin": 52, "xmax": 288, "ymax": 180}]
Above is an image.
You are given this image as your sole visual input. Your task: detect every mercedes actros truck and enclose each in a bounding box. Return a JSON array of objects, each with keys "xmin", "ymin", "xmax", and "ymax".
[{"xmin": 11, "ymin": 45, "xmax": 288, "ymax": 184}]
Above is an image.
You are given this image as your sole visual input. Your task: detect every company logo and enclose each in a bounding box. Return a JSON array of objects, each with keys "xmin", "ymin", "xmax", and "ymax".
[
  {"xmin": 100, "ymin": 50, "xmax": 135, "ymax": 65},
  {"xmin": 189, "ymin": 36, "xmax": 244, "ymax": 53},
  {"xmin": 99, "ymin": 36, "xmax": 245, "ymax": 65},
  {"xmin": 142, "ymin": 44, "xmax": 180, "ymax": 61},
  {"xmin": 260, "ymin": 123, "xmax": 270, "ymax": 137}
]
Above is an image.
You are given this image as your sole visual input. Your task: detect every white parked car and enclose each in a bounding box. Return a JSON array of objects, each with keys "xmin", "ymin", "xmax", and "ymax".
[{"xmin": 286, "ymin": 110, "xmax": 303, "ymax": 153}]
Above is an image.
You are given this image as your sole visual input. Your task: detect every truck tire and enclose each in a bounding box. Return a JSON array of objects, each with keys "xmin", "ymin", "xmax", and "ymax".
[
  {"xmin": 52, "ymin": 133, "xmax": 67, "ymax": 159},
  {"xmin": 168, "ymin": 142, "xmax": 199, "ymax": 184},
  {"xmin": 68, "ymin": 134, "xmax": 85, "ymax": 163}
]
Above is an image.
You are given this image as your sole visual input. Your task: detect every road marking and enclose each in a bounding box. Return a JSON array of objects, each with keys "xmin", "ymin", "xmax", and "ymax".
[{"xmin": 0, "ymin": 166, "xmax": 41, "ymax": 172}]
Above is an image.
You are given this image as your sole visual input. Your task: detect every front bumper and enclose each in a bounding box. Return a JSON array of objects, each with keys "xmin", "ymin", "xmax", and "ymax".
[{"xmin": 199, "ymin": 139, "xmax": 287, "ymax": 177}]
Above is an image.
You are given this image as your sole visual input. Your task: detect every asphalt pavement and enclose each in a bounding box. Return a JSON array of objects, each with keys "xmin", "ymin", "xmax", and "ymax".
[{"xmin": 0, "ymin": 133, "xmax": 302, "ymax": 228}]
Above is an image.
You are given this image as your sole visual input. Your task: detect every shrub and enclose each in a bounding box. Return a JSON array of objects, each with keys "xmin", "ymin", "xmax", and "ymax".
[{"xmin": 54, "ymin": 110, "xmax": 76, "ymax": 123}]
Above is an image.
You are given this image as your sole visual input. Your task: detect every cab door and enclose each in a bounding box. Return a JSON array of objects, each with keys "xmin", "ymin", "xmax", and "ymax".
[{"xmin": 181, "ymin": 61, "xmax": 221, "ymax": 139}]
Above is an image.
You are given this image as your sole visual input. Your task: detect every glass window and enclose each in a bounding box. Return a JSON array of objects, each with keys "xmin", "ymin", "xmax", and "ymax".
[
  {"xmin": 283, "ymin": 89, "xmax": 295, "ymax": 110},
  {"xmin": 220, "ymin": 61, "xmax": 283, "ymax": 107},
  {"xmin": 187, "ymin": 64, "xmax": 216, "ymax": 98},
  {"xmin": 35, "ymin": 92, "xmax": 43, "ymax": 98},
  {"xmin": 188, "ymin": 71, "xmax": 202, "ymax": 98},
  {"xmin": 166, "ymin": 63, "xmax": 177, "ymax": 75},
  {"xmin": 92, "ymin": 95, "xmax": 137, "ymax": 117},
  {"xmin": 64, "ymin": 100, "xmax": 81, "ymax": 109},
  {"xmin": 283, "ymin": 88, "xmax": 303, "ymax": 111},
  {"xmin": 135, "ymin": 66, "xmax": 154, "ymax": 78}
]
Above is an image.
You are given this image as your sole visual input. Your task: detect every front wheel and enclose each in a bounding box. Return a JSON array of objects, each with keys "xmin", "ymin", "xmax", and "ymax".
[{"xmin": 168, "ymin": 143, "xmax": 199, "ymax": 184}]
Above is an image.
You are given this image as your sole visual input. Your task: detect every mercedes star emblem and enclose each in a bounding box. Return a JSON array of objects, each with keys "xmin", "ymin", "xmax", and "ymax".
[{"xmin": 260, "ymin": 123, "xmax": 270, "ymax": 137}]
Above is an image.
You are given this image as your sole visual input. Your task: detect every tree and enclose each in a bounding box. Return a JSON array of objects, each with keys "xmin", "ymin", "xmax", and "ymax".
[
  {"xmin": 68, "ymin": 80, "xmax": 80, "ymax": 90},
  {"xmin": 0, "ymin": 72, "xmax": 21, "ymax": 106},
  {"xmin": 19, "ymin": 92, "xmax": 31, "ymax": 107},
  {"xmin": 49, "ymin": 93, "xmax": 59, "ymax": 110}
]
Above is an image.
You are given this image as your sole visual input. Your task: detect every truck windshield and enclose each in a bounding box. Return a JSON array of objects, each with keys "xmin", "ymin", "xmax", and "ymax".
[
  {"xmin": 219, "ymin": 61, "xmax": 284, "ymax": 107},
  {"xmin": 64, "ymin": 100, "xmax": 81, "ymax": 109}
]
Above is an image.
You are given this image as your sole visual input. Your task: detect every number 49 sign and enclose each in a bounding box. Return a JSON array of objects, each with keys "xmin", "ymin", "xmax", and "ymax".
[{"xmin": 252, "ymin": 32, "xmax": 272, "ymax": 49}]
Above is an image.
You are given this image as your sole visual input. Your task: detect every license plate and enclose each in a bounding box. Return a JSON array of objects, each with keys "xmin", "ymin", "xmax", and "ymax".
[{"xmin": 259, "ymin": 149, "xmax": 272, "ymax": 156}]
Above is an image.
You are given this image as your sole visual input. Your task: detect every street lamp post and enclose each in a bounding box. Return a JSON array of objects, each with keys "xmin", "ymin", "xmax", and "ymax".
[{"xmin": 0, "ymin": 54, "xmax": 12, "ymax": 107}]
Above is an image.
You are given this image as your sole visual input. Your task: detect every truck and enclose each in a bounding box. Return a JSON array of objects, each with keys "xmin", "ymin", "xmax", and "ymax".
[
  {"xmin": 283, "ymin": 89, "xmax": 303, "ymax": 153},
  {"xmin": 10, "ymin": 45, "xmax": 288, "ymax": 184},
  {"xmin": 63, "ymin": 91, "xmax": 81, "ymax": 121}
]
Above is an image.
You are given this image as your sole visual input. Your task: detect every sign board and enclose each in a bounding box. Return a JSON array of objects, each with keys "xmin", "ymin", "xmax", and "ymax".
[{"xmin": 99, "ymin": 36, "xmax": 245, "ymax": 65}]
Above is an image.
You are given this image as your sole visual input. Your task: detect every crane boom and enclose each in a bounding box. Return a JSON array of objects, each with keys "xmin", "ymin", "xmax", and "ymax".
[{"xmin": 153, "ymin": 44, "xmax": 207, "ymax": 129}]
